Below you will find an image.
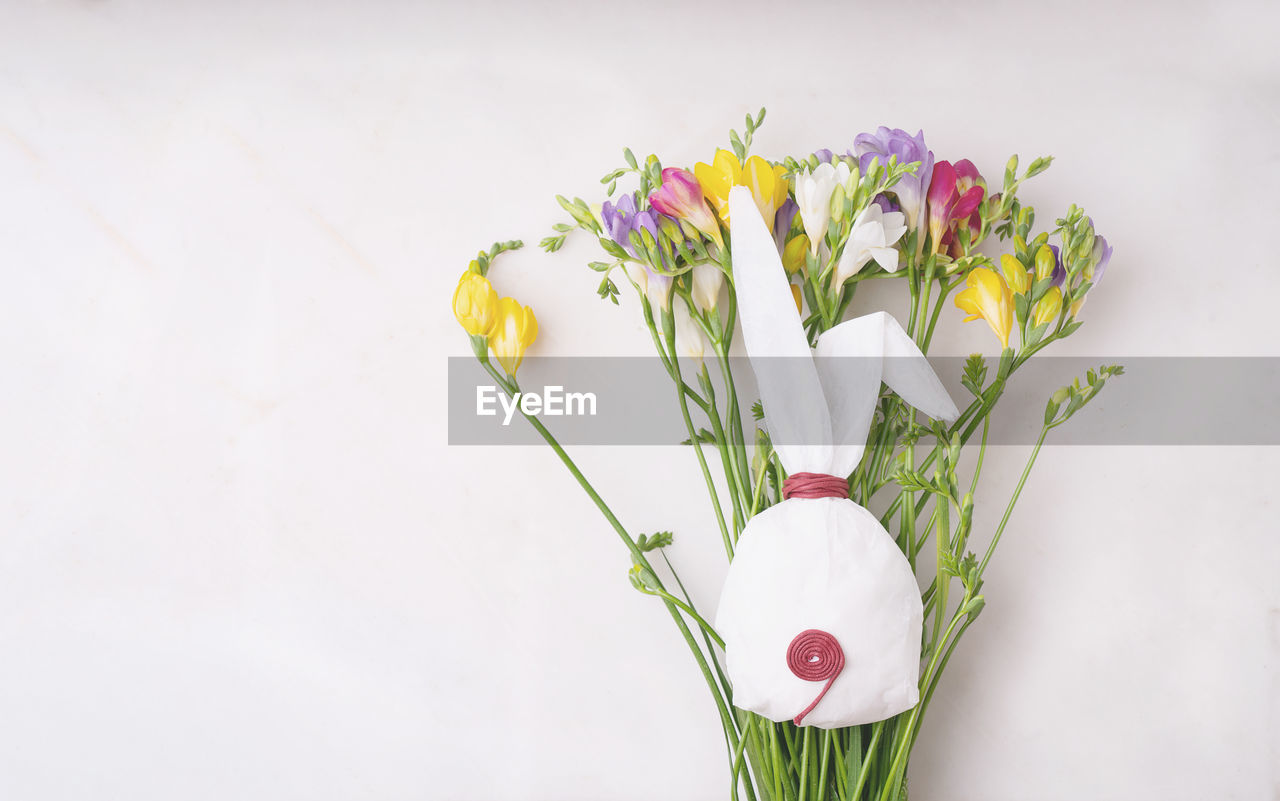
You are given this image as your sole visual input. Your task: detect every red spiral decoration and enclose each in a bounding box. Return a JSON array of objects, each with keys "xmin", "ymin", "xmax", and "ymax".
[
  {"xmin": 786, "ymin": 629, "xmax": 845, "ymax": 726},
  {"xmin": 781, "ymin": 472, "xmax": 850, "ymax": 500}
]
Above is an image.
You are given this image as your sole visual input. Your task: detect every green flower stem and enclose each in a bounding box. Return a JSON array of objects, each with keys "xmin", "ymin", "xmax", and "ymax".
[
  {"xmin": 799, "ymin": 727, "xmax": 812, "ymax": 801},
  {"xmin": 768, "ymin": 724, "xmax": 787, "ymax": 801},
  {"xmin": 738, "ymin": 712, "xmax": 773, "ymax": 801},
  {"xmin": 641, "ymin": 298, "xmax": 711, "ymax": 413},
  {"xmin": 877, "ymin": 608, "xmax": 967, "ymax": 801},
  {"xmin": 978, "ymin": 423, "xmax": 1049, "ymax": 576},
  {"xmin": 642, "ymin": 586, "xmax": 725, "ymax": 650},
  {"xmin": 476, "ymin": 361, "xmax": 747, "ymax": 786},
  {"xmin": 717, "ymin": 291, "xmax": 755, "ymax": 519},
  {"xmin": 699, "ymin": 367, "xmax": 748, "ymax": 534},
  {"xmin": 662, "ymin": 309, "xmax": 735, "ymax": 560},
  {"xmin": 730, "ymin": 724, "xmax": 754, "ymax": 801},
  {"xmin": 931, "ymin": 471, "xmax": 952, "ymax": 661},
  {"xmin": 849, "ymin": 722, "xmax": 883, "ymax": 801},
  {"xmin": 661, "ymin": 549, "xmax": 734, "ymax": 710},
  {"xmin": 908, "ymin": 617, "xmax": 975, "ymax": 754},
  {"xmin": 920, "ymin": 277, "xmax": 957, "ymax": 352},
  {"xmin": 712, "ymin": 339, "xmax": 755, "ymax": 527},
  {"xmin": 830, "ymin": 733, "xmax": 849, "ymax": 801},
  {"xmin": 689, "ymin": 306, "xmax": 751, "ymax": 532},
  {"xmin": 915, "ymin": 257, "xmax": 937, "ymax": 345},
  {"xmin": 900, "ymin": 409, "xmax": 918, "ymax": 571},
  {"xmin": 818, "ymin": 730, "xmax": 833, "ymax": 801}
]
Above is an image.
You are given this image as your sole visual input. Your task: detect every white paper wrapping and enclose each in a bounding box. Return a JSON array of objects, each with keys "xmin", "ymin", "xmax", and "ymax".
[{"xmin": 715, "ymin": 186, "xmax": 958, "ymax": 727}]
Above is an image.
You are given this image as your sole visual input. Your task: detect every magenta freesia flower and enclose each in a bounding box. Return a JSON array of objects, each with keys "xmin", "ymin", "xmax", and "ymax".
[
  {"xmin": 852, "ymin": 127, "xmax": 934, "ymax": 236},
  {"xmin": 926, "ymin": 159, "xmax": 985, "ymax": 255},
  {"xmin": 649, "ymin": 168, "xmax": 724, "ymax": 248}
]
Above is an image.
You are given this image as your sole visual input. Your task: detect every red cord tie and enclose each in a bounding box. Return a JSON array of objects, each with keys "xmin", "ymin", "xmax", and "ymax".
[
  {"xmin": 781, "ymin": 472, "xmax": 849, "ymax": 500},
  {"xmin": 786, "ymin": 629, "xmax": 845, "ymax": 726}
]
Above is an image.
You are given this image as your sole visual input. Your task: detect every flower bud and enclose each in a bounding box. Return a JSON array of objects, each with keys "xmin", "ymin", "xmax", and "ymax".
[
  {"xmin": 658, "ymin": 215, "xmax": 685, "ymax": 246},
  {"xmin": 829, "ymin": 185, "xmax": 846, "ymax": 223},
  {"xmin": 783, "ymin": 235, "xmax": 810, "ymax": 274},
  {"xmin": 999, "ymin": 253, "xmax": 1030, "ymax": 294},
  {"xmin": 673, "ymin": 301, "xmax": 706, "ymax": 364},
  {"xmin": 1034, "ymin": 245, "xmax": 1056, "ymax": 281},
  {"xmin": 1032, "ymin": 286, "xmax": 1063, "ymax": 328},
  {"xmin": 453, "ymin": 271, "xmax": 499, "ymax": 336}
]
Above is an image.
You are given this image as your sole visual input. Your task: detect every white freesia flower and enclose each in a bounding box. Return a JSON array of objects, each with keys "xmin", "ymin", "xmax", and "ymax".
[
  {"xmin": 691, "ymin": 262, "xmax": 725, "ymax": 312},
  {"xmin": 794, "ymin": 161, "xmax": 851, "ymax": 254},
  {"xmin": 833, "ymin": 204, "xmax": 908, "ymax": 286},
  {"xmin": 673, "ymin": 301, "xmax": 706, "ymax": 364},
  {"xmin": 623, "ymin": 262, "xmax": 673, "ymax": 310}
]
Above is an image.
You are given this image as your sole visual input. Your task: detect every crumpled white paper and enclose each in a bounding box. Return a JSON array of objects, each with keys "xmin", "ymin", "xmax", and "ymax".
[{"xmin": 715, "ymin": 186, "xmax": 959, "ymax": 728}]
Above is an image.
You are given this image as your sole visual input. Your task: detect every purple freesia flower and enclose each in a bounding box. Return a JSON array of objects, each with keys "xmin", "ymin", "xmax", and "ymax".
[
  {"xmin": 1048, "ymin": 245, "xmax": 1067, "ymax": 287},
  {"xmin": 872, "ymin": 194, "xmax": 901, "ymax": 214},
  {"xmin": 601, "ymin": 193, "xmax": 660, "ymax": 257},
  {"xmin": 1085, "ymin": 217, "xmax": 1113, "ymax": 285},
  {"xmin": 773, "ymin": 197, "xmax": 799, "ymax": 251},
  {"xmin": 600, "ymin": 191, "xmax": 673, "ymax": 306},
  {"xmin": 852, "ymin": 127, "xmax": 935, "ymax": 235},
  {"xmin": 1091, "ymin": 235, "xmax": 1113, "ymax": 284},
  {"xmin": 813, "ymin": 148, "xmax": 834, "ymax": 164}
]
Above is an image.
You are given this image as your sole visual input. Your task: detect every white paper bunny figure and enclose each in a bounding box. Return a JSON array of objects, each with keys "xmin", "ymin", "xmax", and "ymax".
[{"xmin": 716, "ymin": 186, "xmax": 960, "ymax": 728}]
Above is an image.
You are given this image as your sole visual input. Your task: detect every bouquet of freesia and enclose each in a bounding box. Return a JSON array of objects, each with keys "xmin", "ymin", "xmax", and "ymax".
[{"xmin": 452, "ymin": 109, "xmax": 1119, "ymax": 801}]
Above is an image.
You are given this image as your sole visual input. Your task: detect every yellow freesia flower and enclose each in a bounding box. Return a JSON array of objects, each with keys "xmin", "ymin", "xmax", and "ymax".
[
  {"xmin": 742, "ymin": 155, "xmax": 790, "ymax": 230},
  {"xmin": 488, "ymin": 297, "xmax": 538, "ymax": 375},
  {"xmin": 999, "ymin": 253, "xmax": 1030, "ymax": 295},
  {"xmin": 955, "ymin": 267, "xmax": 1014, "ymax": 348},
  {"xmin": 453, "ymin": 271, "xmax": 499, "ymax": 336},
  {"xmin": 694, "ymin": 149, "xmax": 741, "ymax": 222},
  {"xmin": 1033, "ymin": 286, "xmax": 1063, "ymax": 328},
  {"xmin": 790, "ymin": 283, "xmax": 803, "ymax": 315},
  {"xmin": 693, "ymin": 150, "xmax": 789, "ymax": 228}
]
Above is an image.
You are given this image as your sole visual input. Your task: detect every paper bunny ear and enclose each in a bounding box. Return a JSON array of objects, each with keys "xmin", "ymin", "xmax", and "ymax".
[
  {"xmin": 816, "ymin": 312, "xmax": 960, "ymax": 475},
  {"xmin": 728, "ymin": 186, "xmax": 832, "ymax": 473}
]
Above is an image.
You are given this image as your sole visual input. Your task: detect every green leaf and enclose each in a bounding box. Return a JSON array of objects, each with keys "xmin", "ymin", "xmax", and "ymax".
[
  {"xmin": 961, "ymin": 353, "xmax": 988, "ymax": 396},
  {"xmin": 679, "ymin": 428, "xmax": 718, "ymax": 445},
  {"xmin": 597, "ymin": 276, "xmax": 620, "ymax": 305},
  {"xmin": 890, "ymin": 468, "xmax": 935, "ymax": 494}
]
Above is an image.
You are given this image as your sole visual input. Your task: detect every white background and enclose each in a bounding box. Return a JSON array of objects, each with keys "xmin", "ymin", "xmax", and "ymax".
[{"xmin": 2, "ymin": 1, "xmax": 1278, "ymax": 799}]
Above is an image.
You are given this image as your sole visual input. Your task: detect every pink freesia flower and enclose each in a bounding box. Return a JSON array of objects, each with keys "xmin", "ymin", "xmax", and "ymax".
[
  {"xmin": 649, "ymin": 168, "xmax": 724, "ymax": 249},
  {"xmin": 926, "ymin": 159, "xmax": 985, "ymax": 255}
]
